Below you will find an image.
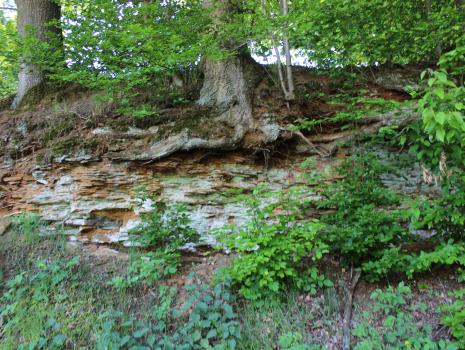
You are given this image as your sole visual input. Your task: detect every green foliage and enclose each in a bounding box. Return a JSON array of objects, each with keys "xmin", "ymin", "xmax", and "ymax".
[
  {"xmin": 98, "ymin": 280, "xmax": 241, "ymax": 350},
  {"xmin": 109, "ymin": 250, "xmax": 180, "ymax": 291},
  {"xmin": 278, "ymin": 332, "xmax": 309, "ymax": 350},
  {"xmin": 12, "ymin": 212, "xmax": 44, "ymax": 245},
  {"xmin": 408, "ymin": 41, "xmax": 465, "ymax": 242},
  {"xmin": 293, "ymin": 94, "xmax": 402, "ymax": 133},
  {"xmin": 398, "ymin": 41, "xmax": 465, "ymax": 283},
  {"xmin": 290, "ymin": 0, "xmax": 465, "ymax": 67},
  {"xmin": 238, "ymin": 290, "xmax": 335, "ymax": 349},
  {"xmin": 353, "ymin": 283, "xmax": 458, "ymax": 350},
  {"xmin": 417, "ymin": 40, "xmax": 465, "ymax": 147},
  {"xmin": 174, "ymin": 280, "xmax": 241, "ymax": 350},
  {"xmin": 440, "ymin": 288, "xmax": 465, "ymax": 348},
  {"xmin": 4, "ymin": 0, "xmax": 462, "ymax": 107},
  {"xmin": 317, "ymin": 154, "xmax": 409, "ymax": 279},
  {"xmin": 0, "ymin": 227, "xmax": 239, "ymax": 349},
  {"xmin": 0, "ymin": 11, "xmax": 18, "ymax": 98},
  {"xmin": 45, "ymin": 0, "xmax": 217, "ymax": 114},
  {"xmin": 110, "ymin": 195, "xmax": 199, "ymax": 290},
  {"xmin": 315, "ymin": 152, "xmax": 465, "ymax": 282},
  {"xmin": 0, "ymin": 257, "xmax": 80, "ymax": 349},
  {"xmin": 406, "ymin": 241, "xmax": 465, "ymax": 279},
  {"xmin": 217, "ymin": 185, "xmax": 330, "ymax": 300},
  {"xmin": 129, "ymin": 196, "xmax": 198, "ymax": 250},
  {"xmin": 96, "ymin": 286, "xmax": 176, "ymax": 350}
]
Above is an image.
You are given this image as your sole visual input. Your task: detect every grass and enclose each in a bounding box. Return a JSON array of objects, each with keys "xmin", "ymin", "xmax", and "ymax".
[
  {"xmin": 0, "ymin": 216, "xmax": 147, "ymax": 349},
  {"xmin": 0, "ymin": 214, "xmax": 462, "ymax": 349},
  {"xmin": 238, "ymin": 289, "xmax": 342, "ymax": 349}
]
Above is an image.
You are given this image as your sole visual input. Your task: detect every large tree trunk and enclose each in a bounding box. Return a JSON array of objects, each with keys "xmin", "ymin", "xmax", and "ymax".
[
  {"xmin": 197, "ymin": 0, "xmax": 262, "ymax": 145},
  {"xmin": 198, "ymin": 53, "xmax": 262, "ymax": 143},
  {"xmin": 11, "ymin": 0, "xmax": 61, "ymax": 109}
]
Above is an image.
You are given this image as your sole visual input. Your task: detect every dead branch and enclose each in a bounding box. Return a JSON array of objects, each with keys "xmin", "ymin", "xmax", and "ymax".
[
  {"xmin": 342, "ymin": 268, "xmax": 362, "ymax": 350},
  {"xmin": 292, "ymin": 129, "xmax": 332, "ymax": 157}
]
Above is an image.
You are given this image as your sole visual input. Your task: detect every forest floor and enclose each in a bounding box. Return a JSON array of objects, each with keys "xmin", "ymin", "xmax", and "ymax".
[{"xmin": 0, "ymin": 227, "xmax": 460, "ymax": 350}]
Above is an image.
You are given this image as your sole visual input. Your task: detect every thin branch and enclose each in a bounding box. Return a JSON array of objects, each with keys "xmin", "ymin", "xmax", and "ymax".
[
  {"xmin": 273, "ymin": 40, "xmax": 289, "ymax": 97},
  {"xmin": 292, "ymin": 128, "xmax": 332, "ymax": 157},
  {"xmin": 342, "ymin": 268, "xmax": 362, "ymax": 350},
  {"xmin": 0, "ymin": 6, "xmax": 16, "ymax": 11}
]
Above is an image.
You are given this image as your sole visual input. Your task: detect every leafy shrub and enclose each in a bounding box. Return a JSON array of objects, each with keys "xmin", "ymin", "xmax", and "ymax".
[
  {"xmin": 440, "ymin": 288, "xmax": 465, "ymax": 348},
  {"xmin": 129, "ymin": 195, "xmax": 199, "ymax": 250},
  {"xmin": 316, "ymin": 154, "xmax": 410, "ymax": 280},
  {"xmin": 217, "ymin": 185, "xmax": 330, "ymax": 300},
  {"xmin": 353, "ymin": 283, "xmax": 458, "ymax": 350},
  {"xmin": 0, "ymin": 257, "xmax": 80, "ymax": 349},
  {"xmin": 408, "ymin": 42, "xmax": 465, "ymax": 237},
  {"xmin": 110, "ymin": 194, "xmax": 199, "ymax": 290},
  {"xmin": 172, "ymin": 279, "xmax": 241, "ymax": 349},
  {"xmin": 98, "ymin": 280, "xmax": 241, "ymax": 350},
  {"xmin": 396, "ymin": 42, "xmax": 465, "ymax": 282},
  {"xmin": 110, "ymin": 250, "xmax": 180, "ymax": 291},
  {"xmin": 0, "ymin": 14, "xmax": 18, "ymax": 98},
  {"xmin": 278, "ymin": 332, "xmax": 311, "ymax": 350},
  {"xmin": 316, "ymin": 153, "xmax": 465, "ymax": 282},
  {"xmin": 12, "ymin": 212, "xmax": 44, "ymax": 245},
  {"xmin": 96, "ymin": 286, "xmax": 177, "ymax": 350}
]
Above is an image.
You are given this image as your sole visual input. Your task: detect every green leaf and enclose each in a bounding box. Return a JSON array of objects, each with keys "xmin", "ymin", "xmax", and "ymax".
[
  {"xmin": 52, "ymin": 334, "xmax": 66, "ymax": 346},
  {"xmin": 435, "ymin": 128, "xmax": 446, "ymax": 142},
  {"xmin": 133, "ymin": 328, "xmax": 149, "ymax": 338},
  {"xmin": 200, "ymin": 338, "xmax": 209, "ymax": 348},
  {"xmin": 434, "ymin": 87, "xmax": 445, "ymax": 100},
  {"xmin": 192, "ymin": 330, "xmax": 202, "ymax": 342},
  {"xmin": 435, "ymin": 111, "xmax": 447, "ymax": 125},
  {"xmin": 206, "ymin": 329, "xmax": 217, "ymax": 339}
]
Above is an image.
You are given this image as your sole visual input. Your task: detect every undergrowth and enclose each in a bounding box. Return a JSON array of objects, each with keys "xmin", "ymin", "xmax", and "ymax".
[
  {"xmin": 110, "ymin": 191, "xmax": 199, "ymax": 291},
  {"xmin": 353, "ymin": 283, "xmax": 459, "ymax": 349},
  {"xmin": 216, "ymin": 185, "xmax": 331, "ymax": 301}
]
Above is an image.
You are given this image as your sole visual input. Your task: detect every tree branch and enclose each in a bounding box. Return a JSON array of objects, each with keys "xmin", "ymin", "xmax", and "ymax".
[
  {"xmin": 342, "ymin": 268, "xmax": 362, "ymax": 350},
  {"xmin": 0, "ymin": 6, "xmax": 17, "ymax": 11}
]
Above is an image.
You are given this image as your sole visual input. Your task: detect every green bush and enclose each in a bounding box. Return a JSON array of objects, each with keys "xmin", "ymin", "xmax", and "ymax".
[
  {"xmin": 278, "ymin": 332, "xmax": 312, "ymax": 350},
  {"xmin": 110, "ymin": 194, "xmax": 199, "ymax": 290},
  {"xmin": 129, "ymin": 192, "xmax": 198, "ymax": 249},
  {"xmin": 0, "ymin": 13, "xmax": 18, "ymax": 98},
  {"xmin": 217, "ymin": 185, "xmax": 330, "ymax": 300},
  {"xmin": 12, "ymin": 212, "xmax": 44, "ymax": 245},
  {"xmin": 110, "ymin": 250, "xmax": 180, "ymax": 291},
  {"xmin": 0, "ymin": 257, "xmax": 80, "ymax": 349},
  {"xmin": 316, "ymin": 154, "xmax": 410, "ymax": 280},
  {"xmin": 440, "ymin": 288, "xmax": 465, "ymax": 348},
  {"xmin": 98, "ymin": 280, "xmax": 241, "ymax": 350},
  {"xmin": 353, "ymin": 283, "xmax": 458, "ymax": 350}
]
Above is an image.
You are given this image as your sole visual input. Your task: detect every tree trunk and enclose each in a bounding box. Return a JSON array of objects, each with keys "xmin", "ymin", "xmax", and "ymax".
[
  {"xmin": 280, "ymin": 0, "xmax": 294, "ymax": 101},
  {"xmin": 11, "ymin": 0, "xmax": 61, "ymax": 109},
  {"xmin": 198, "ymin": 0, "xmax": 262, "ymax": 144}
]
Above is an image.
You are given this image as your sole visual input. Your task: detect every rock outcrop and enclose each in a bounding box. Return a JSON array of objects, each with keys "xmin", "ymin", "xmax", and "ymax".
[
  {"xmin": 0, "ymin": 67, "xmax": 427, "ymax": 248},
  {"xmin": 1, "ymin": 150, "xmax": 315, "ymax": 246}
]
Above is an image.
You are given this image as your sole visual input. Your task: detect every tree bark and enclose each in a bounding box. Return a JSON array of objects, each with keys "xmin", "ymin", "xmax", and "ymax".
[
  {"xmin": 11, "ymin": 0, "xmax": 61, "ymax": 109},
  {"xmin": 280, "ymin": 0, "xmax": 294, "ymax": 101},
  {"xmin": 261, "ymin": 0, "xmax": 294, "ymax": 102},
  {"xmin": 197, "ymin": 0, "xmax": 262, "ymax": 144}
]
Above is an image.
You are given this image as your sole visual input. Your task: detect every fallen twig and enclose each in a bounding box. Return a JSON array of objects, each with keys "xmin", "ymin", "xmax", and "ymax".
[{"xmin": 292, "ymin": 129, "xmax": 332, "ymax": 157}]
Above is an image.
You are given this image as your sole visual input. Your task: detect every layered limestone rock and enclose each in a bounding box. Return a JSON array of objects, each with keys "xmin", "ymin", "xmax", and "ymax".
[
  {"xmin": 1, "ymin": 151, "xmax": 316, "ymax": 246},
  {"xmin": 0, "ymin": 66, "xmax": 427, "ymax": 247}
]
